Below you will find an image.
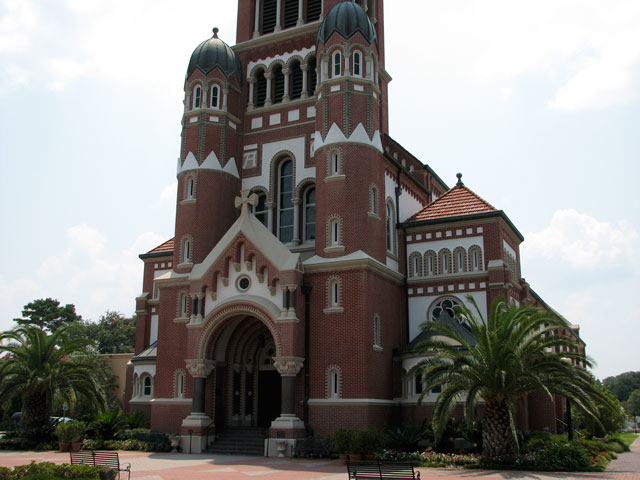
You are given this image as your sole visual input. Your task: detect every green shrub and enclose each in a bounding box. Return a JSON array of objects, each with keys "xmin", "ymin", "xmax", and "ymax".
[
  {"xmin": 602, "ymin": 442, "xmax": 624, "ymax": 454},
  {"xmin": 605, "ymin": 434, "xmax": 630, "ymax": 452},
  {"xmin": 0, "ymin": 466, "xmax": 11, "ymax": 480},
  {"xmin": 535, "ymin": 443, "xmax": 591, "ymax": 471},
  {"xmin": 357, "ymin": 428, "xmax": 384, "ymax": 454},
  {"xmin": 385, "ymin": 421, "xmax": 431, "ymax": 452},
  {"xmin": 333, "ymin": 428, "xmax": 355, "ymax": 454},
  {"xmin": 294, "ymin": 437, "xmax": 334, "ymax": 458},
  {"xmin": 10, "ymin": 461, "xmax": 101, "ymax": 479},
  {"xmin": 522, "ymin": 432, "xmax": 553, "ymax": 453},
  {"xmin": 55, "ymin": 420, "xmax": 86, "ymax": 443}
]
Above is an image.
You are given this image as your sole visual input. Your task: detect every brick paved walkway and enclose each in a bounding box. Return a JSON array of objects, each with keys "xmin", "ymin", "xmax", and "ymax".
[{"xmin": 0, "ymin": 437, "xmax": 637, "ymax": 480}]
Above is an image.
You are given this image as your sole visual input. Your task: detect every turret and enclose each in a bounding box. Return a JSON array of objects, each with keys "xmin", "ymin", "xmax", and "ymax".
[{"xmin": 174, "ymin": 28, "xmax": 243, "ymax": 270}]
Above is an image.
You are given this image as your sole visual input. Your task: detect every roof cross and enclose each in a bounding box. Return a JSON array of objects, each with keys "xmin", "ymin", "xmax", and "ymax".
[{"xmin": 235, "ymin": 190, "xmax": 258, "ymax": 217}]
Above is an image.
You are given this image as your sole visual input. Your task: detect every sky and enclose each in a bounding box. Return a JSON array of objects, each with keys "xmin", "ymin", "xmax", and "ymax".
[{"xmin": 0, "ymin": 0, "xmax": 638, "ymax": 380}]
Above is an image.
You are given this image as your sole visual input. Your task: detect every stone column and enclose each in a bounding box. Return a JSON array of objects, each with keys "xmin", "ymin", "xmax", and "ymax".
[
  {"xmin": 283, "ymin": 68, "xmax": 290, "ymax": 102},
  {"xmin": 253, "ymin": 0, "xmax": 261, "ymax": 38},
  {"xmin": 248, "ymin": 78, "xmax": 256, "ymax": 110},
  {"xmin": 268, "ymin": 356, "xmax": 305, "ymax": 456},
  {"xmin": 182, "ymin": 359, "xmax": 216, "ymax": 454},
  {"xmin": 222, "ymin": 87, "xmax": 229, "ymax": 112},
  {"xmin": 291, "ymin": 199, "xmax": 300, "ymax": 244},
  {"xmin": 301, "ymin": 64, "xmax": 309, "ymax": 98},
  {"xmin": 266, "ymin": 201, "xmax": 275, "ymax": 232},
  {"xmin": 297, "ymin": 0, "xmax": 304, "ymax": 26},
  {"xmin": 264, "ymin": 72, "xmax": 273, "ymax": 107},
  {"xmin": 275, "ymin": 0, "xmax": 282, "ymax": 31}
]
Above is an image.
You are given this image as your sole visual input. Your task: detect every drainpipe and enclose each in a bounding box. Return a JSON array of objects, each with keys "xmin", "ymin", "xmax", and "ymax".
[
  {"xmin": 395, "ymin": 168, "xmax": 409, "ymax": 343},
  {"xmin": 301, "ymin": 281, "xmax": 312, "ymax": 430}
]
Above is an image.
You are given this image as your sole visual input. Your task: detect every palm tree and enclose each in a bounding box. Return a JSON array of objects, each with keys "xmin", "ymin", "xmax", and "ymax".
[
  {"xmin": 412, "ymin": 296, "xmax": 610, "ymax": 457},
  {"xmin": 0, "ymin": 325, "xmax": 106, "ymax": 441}
]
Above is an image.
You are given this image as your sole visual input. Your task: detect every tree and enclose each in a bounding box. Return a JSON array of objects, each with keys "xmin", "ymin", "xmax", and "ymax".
[
  {"xmin": 14, "ymin": 298, "xmax": 82, "ymax": 333},
  {"xmin": 83, "ymin": 311, "xmax": 136, "ymax": 354},
  {"xmin": 603, "ymin": 371, "xmax": 640, "ymax": 402},
  {"xmin": 0, "ymin": 325, "xmax": 106, "ymax": 442},
  {"xmin": 412, "ymin": 296, "xmax": 612, "ymax": 457},
  {"xmin": 626, "ymin": 389, "xmax": 640, "ymax": 431},
  {"xmin": 573, "ymin": 383, "xmax": 626, "ymax": 437}
]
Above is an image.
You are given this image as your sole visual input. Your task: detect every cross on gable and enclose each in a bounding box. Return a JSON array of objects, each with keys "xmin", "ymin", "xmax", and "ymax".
[{"xmin": 235, "ymin": 189, "xmax": 258, "ymax": 217}]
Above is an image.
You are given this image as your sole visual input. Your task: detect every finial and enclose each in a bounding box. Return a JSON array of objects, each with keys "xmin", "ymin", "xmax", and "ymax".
[
  {"xmin": 235, "ymin": 190, "xmax": 258, "ymax": 218},
  {"xmin": 212, "ymin": 27, "xmax": 219, "ymax": 38},
  {"xmin": 456, "ymin": 173, "xmax": 463, "ymax": 187}
]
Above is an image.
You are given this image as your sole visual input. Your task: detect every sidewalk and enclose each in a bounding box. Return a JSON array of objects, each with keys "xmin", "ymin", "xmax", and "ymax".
[{"xmin": 0, "ymin": 438, "xmax": 638, "ymax": 480}]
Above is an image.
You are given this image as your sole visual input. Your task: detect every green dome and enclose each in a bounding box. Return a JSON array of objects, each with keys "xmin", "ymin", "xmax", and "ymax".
[
  {"xmin": 187, "ymin": 28, "xmax": 242, "ymax": 82},
  {"xmin": 317, "ymin": 2, "xmax": 377, "ymax": 45}
]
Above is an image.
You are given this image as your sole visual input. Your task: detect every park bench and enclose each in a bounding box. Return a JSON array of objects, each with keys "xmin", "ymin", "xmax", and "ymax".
[
  {"xmin": 347, "ymin": 461, "xmax": 420, "ymax": 480},
  {"xmin": 69, "ymin": 450, "xmax": 131, "ymax": 480}
]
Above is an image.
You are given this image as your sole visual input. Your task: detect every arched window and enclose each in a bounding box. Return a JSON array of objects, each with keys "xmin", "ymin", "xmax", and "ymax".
[
  {"xmin": 453, "ymin": 247, "xmax": 466, "ymax": 273},
  {"xmin": 142, "ymin": 375, "xmax": 153, "ymax": 397},
  {"xmin": 327, "ymin": 366, "xmax": 341, "ymax": 398},
  {"xmin": 424, "ymin": 251, "xmax": 436, "ymax": 276},
  {"xmin": 182, "ymin": 237, "xmax": 193, "ymax": 264},
  {"xmin": 185, "ymin": 175, "xmax": 196, "ymax": 199},
  {"xmin": 429, "ymin": 296, "xmax": 460, "ymax": 322},
  {"xmin": 409, "ymin": 252, "xmax": 422, "ymax": 277},
  {"xmin": 369, "ymin": 185, "xmax": 378, "ymax": 214},
  {"xmin": 328, "ymin": 277, "xmax": 341, "ymax": 308},
  {"xmin": 332, "ymin": 50, "xmax": 342, "ymax": 78},
  {"xmin": 303, "ymin": 187, "xmax": 316, "ymax": 242},
  {"xmin": 469, "ymin": 246, "xmax": 483, "ymax": 271},
  {"xmin": 192, "ymin": 85, "xmax": 202, "ymax": 109},
  {"xmin": 254, "ymin": 192, "xmax": 268, "ymax": 226},
  {"xmin": 353, "ymin": 50, "xmax": 362, "ymax": 77},
  {"xmin": 175, "ymin": 372, "xmax": 186, "ymax": 398},
  {"xmin": 290, "ymin": 60, "xmax": 303, "ymax": 100},
  {"xmin": 373, "ymin": 315, "xmax": 381, "ymax": 348},
  {"xmin": 386, "ymin": 201, "xmax": 395, "ymax": 254},
  {"xmin": 272, "ymin": 64, "xmax": 285, "ymax": 104},
  {"xmin": 210, "ymin": 85, "xmax": 220, "ymax": 109},
  {"xmin": 278, "ymin": 160, "xmax": 294, "ymax": 243},
  {"xmin": 283, "ymin": 0, "xmax": 299, "ymax": 28},
  {"xmin": 180, "ymin": 293, "xmax": 189, "ymax": 317},
  {"xmin": 307, "ymin": 56, "xmax": 317, "ymax": 94},
  {"xmin": 439, "ymin": 249, "xmax": 451, "ymax": 274},
  {"xmin": 255, "ymin": 69, "xmax": 267, "ymax": 107},
  {"xmin": 262, "ymin": 0, "xmax": 277, "ymax": 33},
  {"xmin": 306, "ymin": 0, "xmax": 321, "ymax": 22},
  {"xmin": 328, "ymin": 217, "xmax": 341, "ymax": 246},
  {"xmin": 329, "ymin": 150, "xmax": 341, "ymax": 176}
]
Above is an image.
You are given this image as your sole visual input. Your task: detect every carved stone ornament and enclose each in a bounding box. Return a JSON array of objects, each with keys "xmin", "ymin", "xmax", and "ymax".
[
  {"xmin": 272, "ymin": 356, "xmax": 304, "ymax": 377},
  {"xmin": 185, "ymin": 359, "xmax": 216, "ymax": 378},
  {"xmin": 234, "ymin": 190, "xmax": 258, "ymax": 216}
]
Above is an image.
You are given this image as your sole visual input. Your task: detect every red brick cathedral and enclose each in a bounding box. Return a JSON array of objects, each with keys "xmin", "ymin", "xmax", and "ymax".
[{"xmin": 126, "ymin": 0, "xmax": 584, "ymax": 455}]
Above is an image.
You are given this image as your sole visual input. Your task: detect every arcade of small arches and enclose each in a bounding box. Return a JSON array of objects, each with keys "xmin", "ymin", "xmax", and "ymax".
[
  {"xmin": 408, "ymin": 245, "xmax": 484, "ymax": 278},
  {"xmin": 187, "ymin": 82, "xmax": 228, "ymax": 112}
]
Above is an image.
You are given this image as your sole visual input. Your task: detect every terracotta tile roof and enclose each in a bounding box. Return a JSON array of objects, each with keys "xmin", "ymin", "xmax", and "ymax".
[
  {"xmin": 407, "ymin": 184, "xmax": 496, "ymax": 222},
  {"xmin": 146, "ymin": 238, "xmax": 174, "ymax": 255}
]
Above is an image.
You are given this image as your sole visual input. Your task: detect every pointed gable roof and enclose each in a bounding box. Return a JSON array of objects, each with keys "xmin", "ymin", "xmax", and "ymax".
[
  {"xmin": 408, "ymin": 184, "xmax": 496, "ymax": 223},
  {"xmin": 140, "ymin": 238, "xmax": 174, "ymax": 259}
]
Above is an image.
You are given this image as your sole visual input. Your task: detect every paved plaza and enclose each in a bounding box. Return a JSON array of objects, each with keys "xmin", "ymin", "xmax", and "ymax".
[{"xmin": 1, "ymin": 438, "xmax": 638, "ymax": 480}]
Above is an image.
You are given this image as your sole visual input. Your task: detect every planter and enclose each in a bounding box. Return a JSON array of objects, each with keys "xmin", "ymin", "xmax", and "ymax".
[
  {"xmin": 169, "ymin": 436, "xmax": 181, "ymax": 453},
  {"xmin": 71, "ymin": 442, "xmax": 83, "ymax": 451},
  {"xmin": 348, "ymin": 454, "xmax": 362, "ymax": 462},
  {"xmin": 58, "ymin": 442, "xmax": 70, "ymax": 452}
]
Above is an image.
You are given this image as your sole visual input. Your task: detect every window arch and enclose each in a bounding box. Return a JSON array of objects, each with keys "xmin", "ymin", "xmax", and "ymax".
[
  {"xmin": 253, "ymin": 192, "xmax": 268, "ymax": 227},
  {"xmin": 438, "ymin": 248, "xmax": 452, "ymax": 274},
  {"xmin": 332, "ymin": 50, "xmax": 342, "ymax": 78},
  {"xmin": 326, "ymin": 365, "xmax": 342, "ymax": 398},
  {"xmin": 327, "ymin": 276, "xmax": 342, "ymax": 308},
  {"xmin": 278, "ymin": 159, "xmax": 294, "ymax": 243},
  {"xmin": 453, "ymin": 247, "xmax": 467, "ymax": 273},
  {"xmin": 369, "ymin": 184, "xmax": 379, "ymax": 215},
  {"xmin": 272, "ymin": 63, "xmax": 285, "ymax": 104},
  {"xmin": 469, "ymin": 245, "xmax": 483, "ymax": 271},
  {"xmin": 255, "ymin": 68, "xmax": 267, "ymax": 107},
  {"xmin": 373, "ymin": 315, "xmax": 381, "ymax": 348},
  {"xmin": 192, "ymin": 85, "xmax": 202, "ymax": 109},
  {"xmin": 290, "ymin": 60, "xmax": 303, "ymax": 100},
  {"xmin": 408, "ymin": 252, "xmax": 423, "ymax": 277},
  {"xmin": 352, "ymin": 50, "xmax": 362, "ymax": 77},
  {"xmin": 327, "ymin": 149, "xmax": 341, "ymax": 176},
  {"xmin": 429, "ymin": 296, "xmax": 460, "ymax": 322},
  {"xmin": 327, "ymin": 215, "xmax": 342, "ymax": 247},
  {"xmin": 181, "ymin": 235, "xmax": 193, "ymax": 264},
  {"xmin": 174, "ymin": 370, "xmax": 187, "ymax": 398},
  {"xmin": 184, "ymin": 174, "xmax": 196, "ymax": 200},
  {"xmin": 386, "ymin": 200, "xmax": 396, "ymax": 254},
  {"xmin": 210, "ymin": 84, "xmax": 220, "ymax": 109},
  {"xmin": 303, "ymin": 186, "xmax": 316, "ymax": 242},
  {"xmin": 142, "ymin": 375, "xmax": 153, "ymax": 397},
  {"xmin": 424, "ymin": 250, "xmax": 436, "ymax": 276}
]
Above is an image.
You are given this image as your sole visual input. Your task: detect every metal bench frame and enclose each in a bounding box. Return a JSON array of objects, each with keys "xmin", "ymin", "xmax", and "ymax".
[
  {"xmin": 69, "ymin": 450, "xmax": 131, "ymax": 480},
  {"xmin": 347, "ymin": 461, "xmax": 420, "ymax": 480}
]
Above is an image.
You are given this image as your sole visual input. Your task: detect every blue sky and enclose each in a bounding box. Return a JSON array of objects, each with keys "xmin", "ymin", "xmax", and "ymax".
[{"xmin": 1, "ymin": 0, "xmax": 638, "ymax": 379}]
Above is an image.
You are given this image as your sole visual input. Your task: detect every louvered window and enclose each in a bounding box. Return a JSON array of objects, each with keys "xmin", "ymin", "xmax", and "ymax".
[
  {"xmin": 256, "ymin": 69, "xmax": 267, "ymax": 107},
  {"xmin": 283, "ymin": 0, "xmax": 298, "ymax": 28},
  {"xmin": 262, "ymin": 0, "xmax": 277, "ymax": 34},
  {"xmin": 273, "ymin": 65, "xmax": 285, "ymax": 104},
  {"xmin": 306, "ymin": 0, "xmax": 321, "ymax": 22},
  {"xmin": 290, "ymin": 61, "xmax": 303, "ymax": 100}
]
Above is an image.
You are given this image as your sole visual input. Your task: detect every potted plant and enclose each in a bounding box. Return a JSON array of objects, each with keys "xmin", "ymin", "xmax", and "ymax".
[
  {"xmin": 358, "ymin": 428, "xmax": 384, "ymax": 460},
  {"xmin": 56, "ymin": 420, "xmax": 86, "ymax": 452},
  {"xmin": 333, "ymin": 428, "xmax": 355, "ymax": 464}
]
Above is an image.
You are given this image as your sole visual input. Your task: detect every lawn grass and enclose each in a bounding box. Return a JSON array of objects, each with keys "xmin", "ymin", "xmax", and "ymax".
[{"xmin": 619, "ymin": 433, "xmax": 638, "ymax": 447}]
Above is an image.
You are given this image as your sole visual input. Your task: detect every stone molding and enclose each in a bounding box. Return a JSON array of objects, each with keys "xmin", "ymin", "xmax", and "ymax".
[
  {"xmin": 272, "ymin": 356, "xmax": 304, "ymax": 377},
  {"xmin": 185, "ymin": 359, "xmax": 215, "ymax": 378}
]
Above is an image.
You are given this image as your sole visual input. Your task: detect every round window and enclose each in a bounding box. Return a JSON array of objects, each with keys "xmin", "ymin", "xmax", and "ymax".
[{"xmin": 237, "ymin": 276, "xmax": 251, "ymax": 291}]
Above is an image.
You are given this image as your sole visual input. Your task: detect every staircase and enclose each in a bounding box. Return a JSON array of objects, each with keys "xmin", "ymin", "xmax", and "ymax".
[{"xmin": 207, "ymin": 427, "xmax": 268, "ymax": 456}]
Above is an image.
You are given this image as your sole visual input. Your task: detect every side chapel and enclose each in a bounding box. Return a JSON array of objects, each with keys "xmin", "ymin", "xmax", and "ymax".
[{"xmin": 125, "ymin": 0, "xmax": 585, "ymax": 455}]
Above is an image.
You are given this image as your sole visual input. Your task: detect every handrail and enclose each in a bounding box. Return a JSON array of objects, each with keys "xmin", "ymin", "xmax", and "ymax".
[{"xmin": 204, "ymin": 418, "xmax": 216, "ymax": 450}]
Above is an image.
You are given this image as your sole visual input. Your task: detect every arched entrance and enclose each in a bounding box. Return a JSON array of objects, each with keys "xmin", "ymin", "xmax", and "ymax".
[{"xmin": 207, "ymin": 315, "xmax": 281, "ymax": 429}]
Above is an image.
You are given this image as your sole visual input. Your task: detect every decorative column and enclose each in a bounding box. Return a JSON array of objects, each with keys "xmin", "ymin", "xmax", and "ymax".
[
  {"xmin": 222, "ymin": 87, "xmax": 229, "ymax": 112},
  {"xmin": 296, "ymin": 0, "xmax": 303, "ymax": 26},
  {"xmin": 264, "ymin": 72, "xmax": 273, "ymax": 107},
  {"xmin": 267, "ymin": 356, "xmax": 305, "ymax": 457},
  {"xmin": 248, "ymin": 78, "xmax": 256, "ymax": 110},
  {"xmin": 291, "ymin": 199, "xmax": 300, "ymax": 244},
  {"xmin": 182, "ymin": 359, "xmax": 216, "ymax": 454},
  {"xmin": 266, "ymin": 201, "xmax": 275, "ymax": 232},
  {"xmin": 282, "ymin": 68, "xmax": 290, "ymax": 102},
  {"xmin": 253, "ymin": 0, "xmax": 261, "ymax": 38},
  {"xmin": 274, "ymin": 0, "xmax": 282, "ymax": 31},
  {"xmin": 344, "ymin": 51, "xmax": 351, "ymax": 77},
  {"xmin": 301, "ymin": 64, "xmax": 309, "ymax": 98}
]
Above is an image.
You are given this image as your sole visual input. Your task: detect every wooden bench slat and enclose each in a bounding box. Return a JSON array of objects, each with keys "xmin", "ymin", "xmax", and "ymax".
[
  {"xmin": 69, "ymin": 450, "xmax": 131, "ymax": 480},
  {"xmin": 347, "ymin": 461, "xmax": 419, "ymax": 480}
]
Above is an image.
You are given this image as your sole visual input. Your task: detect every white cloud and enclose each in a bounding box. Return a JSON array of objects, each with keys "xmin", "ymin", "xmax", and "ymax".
[
  {"xmin": 0, "ymin": 0, "xmax": 37, "ymax": 54},
  {"xmin": 0, "ymin": 225, "xmax": 166, "ymax": 332},
  {"xmin": 155, "ymin": 183, "xmax": 177, "ymax": 208},
  {"xmin": 523, "ymin": 209, "xmax": 638, "ymax": 269}
]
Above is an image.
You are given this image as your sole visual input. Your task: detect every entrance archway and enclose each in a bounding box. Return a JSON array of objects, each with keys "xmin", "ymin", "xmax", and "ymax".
[{"xmin": 207, "ymin": 315, "xmax": 282, "ymax": 429}]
